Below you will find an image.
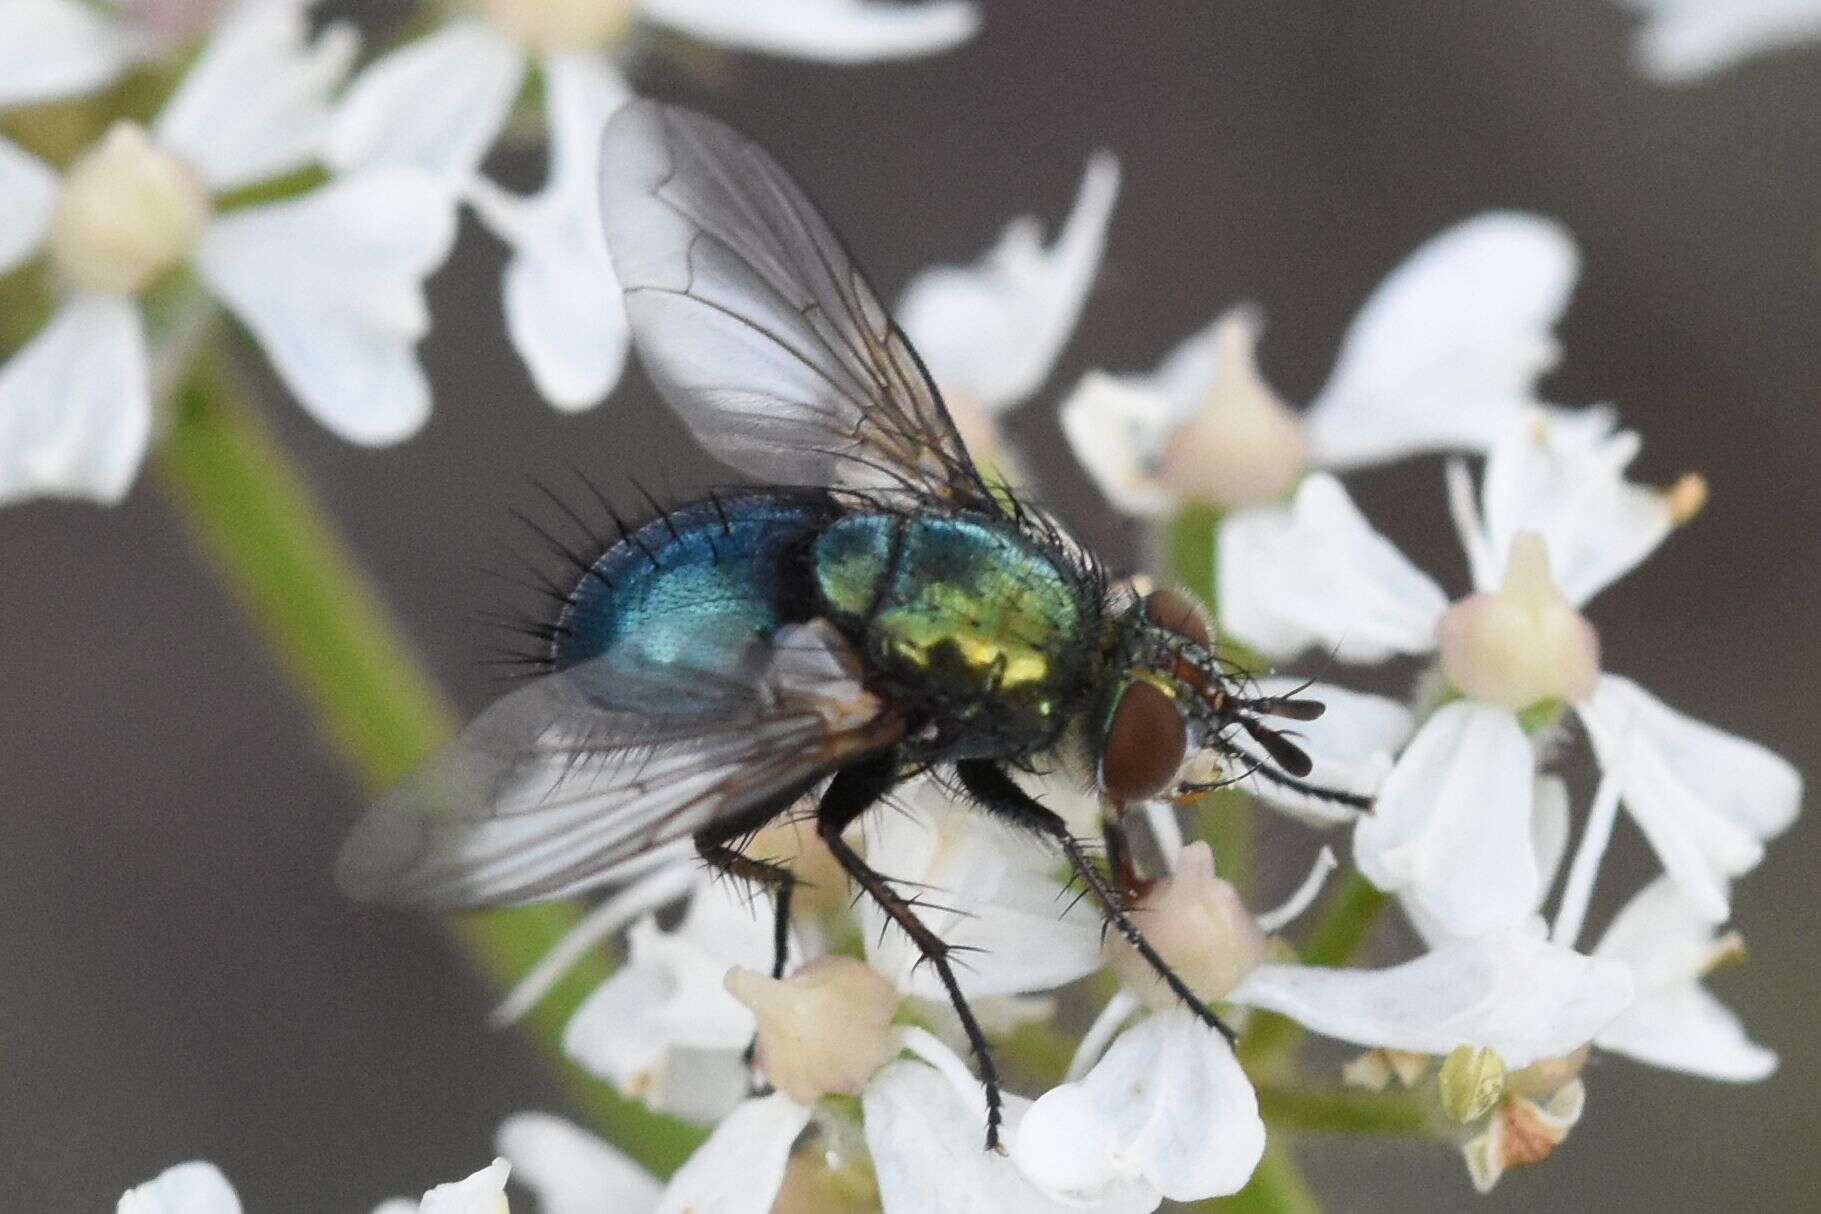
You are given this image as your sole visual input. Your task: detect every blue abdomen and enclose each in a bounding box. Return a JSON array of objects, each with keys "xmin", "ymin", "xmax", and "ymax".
[{"xmin": 552, "ymin": 492, "xmax": 841, "ymax": 699}]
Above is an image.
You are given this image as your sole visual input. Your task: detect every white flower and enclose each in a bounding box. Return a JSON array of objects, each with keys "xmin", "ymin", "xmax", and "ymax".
[
  {"xmin": 0, "ymin": 5, "xmax": 454, "ymax": 505},
  {"xmin": 1619, "ymin": 0, "xmax": 1821, "ymax": 82},
  {"xmin": 0, "ymin": 0, "xmax": 277, "ymax": 110},
  {"xmin": 1011, "ymin": 842, "xmax": 1632, "ymax": 1204},
  {"xmin": 561, "ymin": 871, "xmax": 777, "ymax": 1122},
  {"xmin": 328, "ymin": 3, "xmax": 973, "ymax": 412},
  {"xmin": 1590, "ymin": 876, "xmax": 1777, "ymax": 1080},
  {"xmin": 496, "ymin": 1113, "xmax": 663, "ymax": 1214},
  {"xmin": 1221, "ymin": 412, "xmax": 1799, "ymax": 933},
  {"xmin": 896, "ymin": 153, "xmax": 1121, "ymax": 460},
  {"xmin": 372, "ymin": 1159, "xmax": 512, "ymax": 1214},
  {"xmin": 118, "ymin": 1161, "xmax": 241, "ymax": 1214},
  {"xmin": 1061, "ymin": 212, "xmax": 1580, "ymax": 516},
  {"xmin": 856, "ymin": 780, "xmax": 1105, "ymax": 1002}
]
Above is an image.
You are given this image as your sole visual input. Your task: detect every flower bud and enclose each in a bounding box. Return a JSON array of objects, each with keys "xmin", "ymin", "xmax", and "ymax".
[
  {"xmin": 1438, "ymin": 1044, "xmax": 1507, "ymax": 1123},
  {"xmin": 50, "ymin": 123, "xmax": 209, "ymax": 297},
  {"xmin": 1108, "ymin": 841, "xmax": 1265, "ymax": 1010},
  {"xmin": 479, "ymin": 0, "xmax": 635, "ymax": 52},
  {"xmin": 1157, "ymin": 307, "xmax": 1307, "ymax": 510},
  {"xmin": 725, "ymin": 957, "xmax": 899, "ymax": 1105},
  {"xmin": 1437, "ymin": 531, "xmax": 1600, "ymax": 711}
]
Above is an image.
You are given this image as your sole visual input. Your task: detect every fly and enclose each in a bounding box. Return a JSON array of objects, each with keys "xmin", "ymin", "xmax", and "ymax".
[{"xmin": 336, "ymin": 100, "xmax": 1370, "ymax": 1150}]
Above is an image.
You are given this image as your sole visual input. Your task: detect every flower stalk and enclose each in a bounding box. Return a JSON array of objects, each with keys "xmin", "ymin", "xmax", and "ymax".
[{"xmin": 154, "ymin": 347, "xmax": 705, "ymax": 1175}]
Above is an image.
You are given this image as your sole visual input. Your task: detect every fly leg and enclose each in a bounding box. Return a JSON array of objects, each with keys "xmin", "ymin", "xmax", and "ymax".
[
  {"xmin": 815, "ymin": 754, "xmax": 1008, "ymax": 1151},
  {"xmin": 956, "ymin": 759, "xmax": 1238, "ymax": 1047},
  {"xmin": 694, "ymin": 815, "xmax": 799, "ymax": 981}
]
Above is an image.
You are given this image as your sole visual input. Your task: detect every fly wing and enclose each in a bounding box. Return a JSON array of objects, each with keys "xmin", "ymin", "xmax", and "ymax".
[
  {"xmin": 336, "ymin": 621, "xmax": 902, "ymax": 910},
  {"xmin": 599, "ymin": 100, "xmax": 992, "ymax": 508}
]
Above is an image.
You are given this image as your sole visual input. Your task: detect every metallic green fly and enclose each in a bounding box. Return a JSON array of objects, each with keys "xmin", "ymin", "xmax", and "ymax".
[{"xmin": 337, "ymin": 100, "xmax": 1366, "ymax": 1149}]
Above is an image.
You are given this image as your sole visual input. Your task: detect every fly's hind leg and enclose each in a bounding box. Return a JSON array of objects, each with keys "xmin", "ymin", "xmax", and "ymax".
[
  {"xmin": 814, "ymin": 753, "xmax": 1008, "ymax": 1152},
  {"xmin": 956, "ymin": 759, "xmax": 1239, "ymax": 1047}
]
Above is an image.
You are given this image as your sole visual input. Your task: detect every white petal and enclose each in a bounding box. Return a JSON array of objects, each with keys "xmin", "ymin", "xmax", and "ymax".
[
  {"xmin": 1591, "ymin": 876, "xmax": 1776, "ymax": 1080},
  {"xmin": 0, "ymin": 0, "xmax": 138, "ymax": 108},
  {"xmin": 640, "ymin": 0, "xmax": 979, "ymax": 63},
  {"xmin": 471, "ymin": 54, "xmax": 630, "ymax": 411},
  {"xmin": 418, "ymin": 1159, "xmax": 511, "ymax": 1214},
  {"xmin": 1233, "ymin": 927, "xmax": 1634, "ymax": 1069},
  {"xmin": 325, "ymin": 19, "xmax": 524, "ymax": 182},
  {"xmin": 1303, "ymin": 212, "xmax": 1577, "ymax": 469},
  {"xmin": 0, "ymin": 137, "xmax": 57, "ymax": 275},
  {"xmin": 563, "ymin": 878, "xmax": 773, "ymax": 1120},
  {"xmin": 898, "ymin": 153, "xmax": 1119, "ymax": 414},
  {"xmin": 0, "ymin": 295, "xmax": 149, "ymax": 506},
  {"xmin": 1579, "ymin": 676, "xmax": 1800, "ymax": 922},
  {"xmin": 1477, "ymin": 412, "xmax": 1675, "ymax": 604},
  {"xmin": 866, "ymin": 1060, "xmax": 1161, "ymax": 1214},
  {"xmin": 1015, "ymin": 1010, "xmax": 1263, "ymax": 1203},
  {"xmin": 1626, "ymin": 0, "xmax": 1821, "ymax": 81},
  {"xmin": 153, "ymin": 4, "xmax": 358, "ymax": 190},
  {"xmin": 1226, "ymin": 677, "xmax": 1412, "ymax": 825},
  {"xmin": 496, "ymin": 1112, "xmax": 663, "ymax": 1214},
  {"xmin": 655, "ymin": 1093, "xmax": 810, "ymax": 1214},
  {"xmin": 860, "ymin": 783, "xmax": 1102, "ymax": 1001},
  {"xmin": 117, "ymin": 1161, "xmax": 242, "ymax": 1214},
  {"xmin": 194, "ymin": 168, "xmax": 457, "ymax": 445},
  {"xmin": 1058, "ymin": 371, "xmax": 1180, "ymax": 518},
  {"xmin": 1355, "ymin": 702, "xmax": 1540, "ymax": 937},
  {"xmin": 1216, "ymin": 474, "xmax": 1449, "ymax": 662}
]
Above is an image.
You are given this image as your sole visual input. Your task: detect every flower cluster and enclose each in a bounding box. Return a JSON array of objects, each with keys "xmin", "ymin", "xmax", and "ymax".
[
  {"xmin": 21, "ymin": 5, "xmax": 1795, "ymax": 1213},
  {"xmin": 1, "ymin": 0, "xmax": 984, "ymax": 505}
]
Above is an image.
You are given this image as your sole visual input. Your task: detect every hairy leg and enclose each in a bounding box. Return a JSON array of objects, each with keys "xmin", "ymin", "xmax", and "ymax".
[
  {"xmin": 816, "ymin": 754, "xmax": 1009, "ymax": 1151},
  {"xmin": 956, "ymin": 759, "xmax": 1238, "ymax": 1046}
]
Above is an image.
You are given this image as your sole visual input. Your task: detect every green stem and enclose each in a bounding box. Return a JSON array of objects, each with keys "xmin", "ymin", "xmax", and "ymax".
[
  {"xmin": 155, "ymin": 351, "xmax": 704, "ymax": 1175},
  {"xmin": 1255, "ymin": 1083, "xmax": 1437, "ymax": 1138}
]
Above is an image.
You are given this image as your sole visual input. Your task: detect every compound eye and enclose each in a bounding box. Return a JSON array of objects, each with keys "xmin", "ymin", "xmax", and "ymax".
[
  {"xmin": 1101, "ymin": 679, "xmax": 1189, "ymax": 804},
  {"xmin": 1143, "ymin": 588, "xmax": 1212, "ymax": 648}
]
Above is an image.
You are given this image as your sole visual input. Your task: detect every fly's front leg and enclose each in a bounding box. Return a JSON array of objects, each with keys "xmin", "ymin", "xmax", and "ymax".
[
  {"xmin": 955, "ymin": 759, "xmax": 1238, "ymax": 1046},
  {"xmin": 814, "ymin": 753, "xmax": 1009, "ymax": 1152}
]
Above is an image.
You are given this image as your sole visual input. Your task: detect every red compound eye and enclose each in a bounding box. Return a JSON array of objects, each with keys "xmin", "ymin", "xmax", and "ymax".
[
  {"xmin": 1101, "ymin": 679, "xmax": 1188, "ymax": 804},
  {"xmin": 1143, "ymin": 588, "xmax": 1212, "ymax": 648}
]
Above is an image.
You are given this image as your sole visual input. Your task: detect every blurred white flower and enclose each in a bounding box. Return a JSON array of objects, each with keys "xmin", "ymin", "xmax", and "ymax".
[
  {"xmin": 1061, "ymin": 212, "xmax": 1580, "ymax": 517},
  {"xmin": 496, "ymin": 1113, "xmax": 663, "ymax": 1214},
  {"xmin": 1011, "ymin": 842, "xmax": 1631, "ymax": 1205},
  {"xmin": 372, "ymin": 1159, "xmax": 512, "ymax": 1214},
  {"xmin": 0, "ymin": 4, "xmax": 454, "ymax": 505},
  {"xmin": 896, "ymin": 153, "xmax": 1121, "ymax": 462},
  {"xmin": 1589, "ymin": 876, "xmax": 1777, "ymax": 1080},
  {"xmin": 329, "ymin": 4, "xmax": 973, "ymax": 412},
  {"xmin": 118, "ymin": 1161, "xmax": 241, "ymax": 1214},
  {"xmin": 561, "ymin": 871, "xmax": 777, "ymax": 1123},
  {"xmin": 0, "ymin": 0, "xmax": 276, "ymax": 110},
  {"xmin": 1619, "ymin": 0, "xmax": 1821, "ymax": 82},
  {"xmin": 1219, "ymin": 412, "xmax": 1799, "ymax": 933}
]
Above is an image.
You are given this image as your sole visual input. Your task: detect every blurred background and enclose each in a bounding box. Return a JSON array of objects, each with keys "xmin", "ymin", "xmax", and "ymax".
[{"xmin": 2, "ymin": 0, "xmax": 1816, "ymax": 1207}]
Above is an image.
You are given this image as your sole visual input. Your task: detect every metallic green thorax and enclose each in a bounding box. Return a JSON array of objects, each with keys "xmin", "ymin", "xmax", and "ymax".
[{"xmin": 814, "ymin": 511, "xmax": 1092, "ymax": 756}]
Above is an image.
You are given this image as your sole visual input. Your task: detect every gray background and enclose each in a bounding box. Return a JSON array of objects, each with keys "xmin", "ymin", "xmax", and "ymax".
[{"xmin": 2, "ymin": 1, "xmax": 1815, "ymax": 1208}]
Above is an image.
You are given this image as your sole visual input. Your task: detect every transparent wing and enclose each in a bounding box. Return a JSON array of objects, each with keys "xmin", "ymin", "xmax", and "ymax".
[
  {"xmin": 336, "ymin": 621, "xmax": 902, "ymax": 910},
  {"xmin": 599, "ymin": 99, "xmax": 992, "ymax": 506}
]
